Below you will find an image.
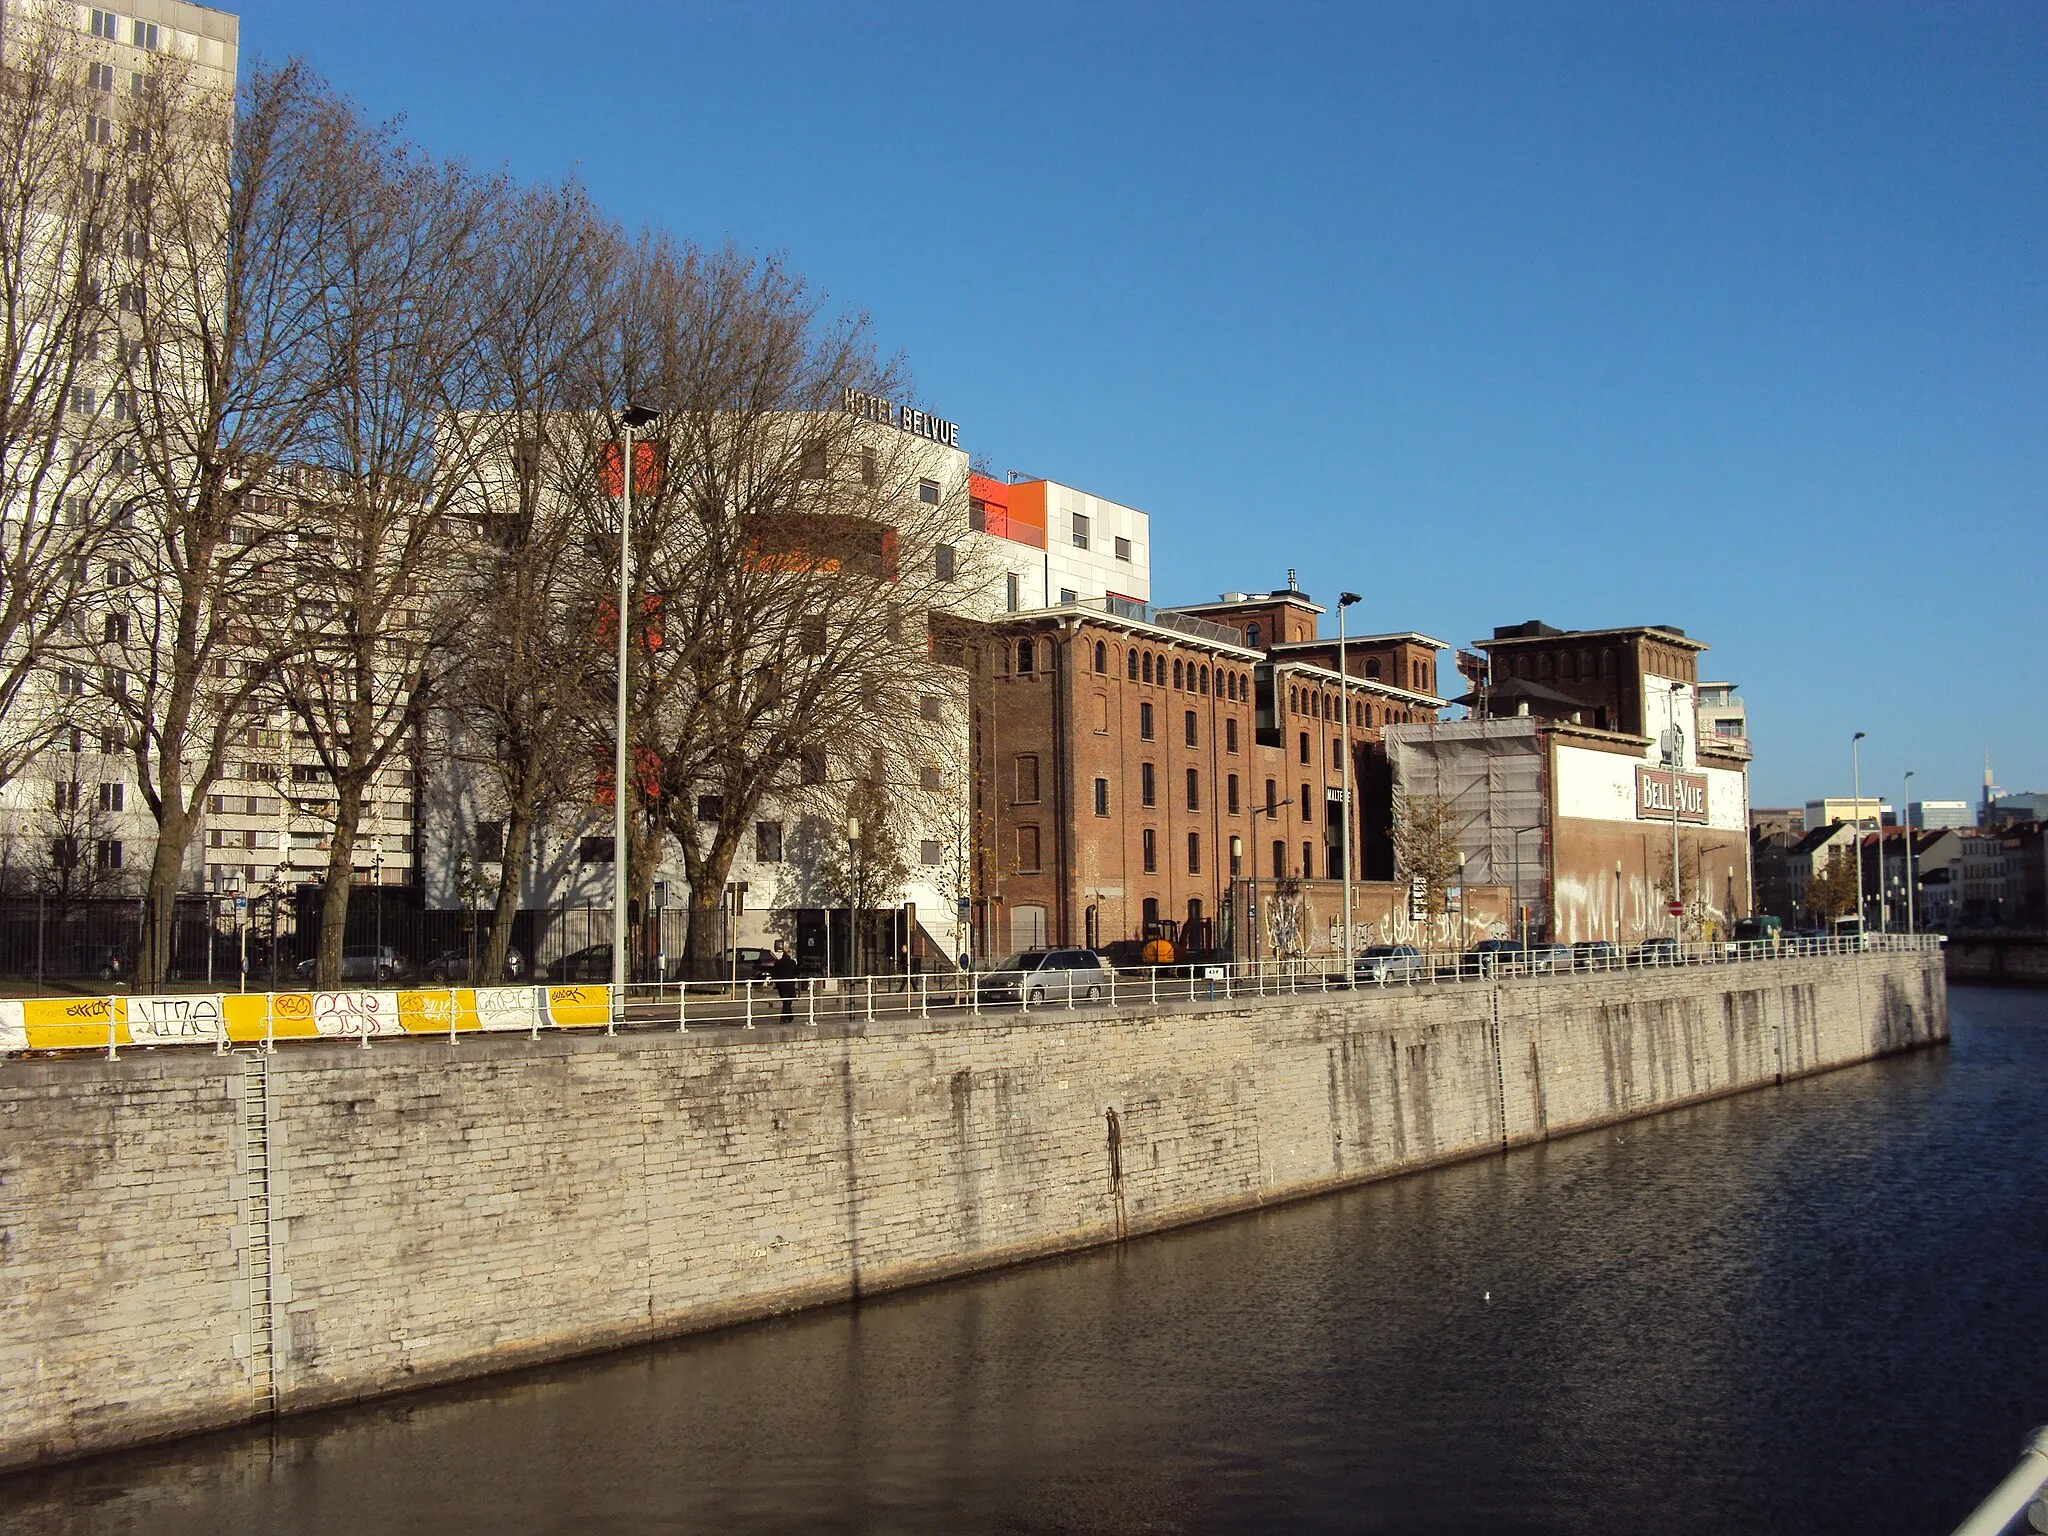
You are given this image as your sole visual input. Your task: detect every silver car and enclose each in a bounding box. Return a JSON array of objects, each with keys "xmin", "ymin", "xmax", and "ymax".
[{"xmin": 975, "ymin": 948, "xmax": 1113, "ymax": 1007}]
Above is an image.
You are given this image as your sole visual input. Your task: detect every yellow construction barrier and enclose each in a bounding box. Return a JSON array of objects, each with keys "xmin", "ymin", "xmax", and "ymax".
[{"xmin": 0, "ymin": 983, "xmax": 610, "ymax": 1055}]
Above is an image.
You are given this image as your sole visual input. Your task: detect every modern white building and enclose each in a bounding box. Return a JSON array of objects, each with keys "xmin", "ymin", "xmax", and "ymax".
[{"xmin": 1909, "ymin": 800, "xmax": 1974, "ymax": 831}]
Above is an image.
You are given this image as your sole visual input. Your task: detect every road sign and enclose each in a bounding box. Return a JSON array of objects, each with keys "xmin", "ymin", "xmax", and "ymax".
[{"xmin": 1666, "ymin": 900, "xmax": 1683, "ymax": 915}]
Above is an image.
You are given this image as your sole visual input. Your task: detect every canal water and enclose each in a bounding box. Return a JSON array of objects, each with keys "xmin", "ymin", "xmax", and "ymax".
[{"xmin": 4, "ymin": 985, "xmax": 2043, "ymax": 1535}]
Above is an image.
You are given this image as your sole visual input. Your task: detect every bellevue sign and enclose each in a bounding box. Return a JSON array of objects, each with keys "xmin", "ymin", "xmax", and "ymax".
[
  {"xmin": 1636, "ymin": 765, "xmax": 1710, "ymax": 825},
  {"xmin": 842, "ymin": 387, "xmax": 961, "ymax": 449}
]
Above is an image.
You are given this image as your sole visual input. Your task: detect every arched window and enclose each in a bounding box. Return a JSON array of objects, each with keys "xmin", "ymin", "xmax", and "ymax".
[
  {"xmin": 1246, "ymin": 623, "xmax": 1262, "ymax": 649},
  {"xmin": 1601, "ymin": 648, "xmax": 1616, "ymax": 676},
  {"xmin": 1142, "ymin": 653, "xmax": 1153, "ymax": 683},
  {"xmin": 1093, "ymin": 640, "xmax": 1107, "ymax": 673},
  {"xmin": 1289, "ymin": 687, "xmax": 1298, "ymax": 713},
  {"xmin": 1365, "ymin": 659, "xmax": 1381, "ymax": 679},
  {"xmin": 1302, "ymin": 842, "xmax": 1315, "ymax": 879},
  {"xmin": 1199, "ymin": 665, "xmax": 1209, "ymax": 695},
  {"xmin": 1298, "ymin": 731, "xmax": 1310, "ymax": 764},
  {"xmin": 1017, "ymin": 639, "xmax": 1034, "ymax": 675},
  {"xmin": 1127, "ymin": 648, "xmax": 1139, "ymax": 680},
  {"xmin": 1173, "ymin": 658, "xmax": 1184, "ymax": 689},
  {"xmin": 1364, "ymin": 702, "xmax": 1374, "ymax": 727}
]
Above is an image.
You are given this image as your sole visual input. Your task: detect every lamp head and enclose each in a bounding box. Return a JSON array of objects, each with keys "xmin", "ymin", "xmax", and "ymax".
[
  {"xmin": 621, "ymin": 404, "xmax": 658, "ymax": 429},
  {"xmin": 1339, "ymin": 592, "xmax": 1361, "ymax": 608},
  {"xmin": 1853, "ymin": 731, "xmax": 1866, "ymax": 742}
]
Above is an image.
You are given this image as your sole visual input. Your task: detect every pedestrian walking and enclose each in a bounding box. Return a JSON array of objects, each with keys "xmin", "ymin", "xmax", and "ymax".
[{"xmin": 770, "ymin": 940, "xmax": 801, "ymax": 1023}]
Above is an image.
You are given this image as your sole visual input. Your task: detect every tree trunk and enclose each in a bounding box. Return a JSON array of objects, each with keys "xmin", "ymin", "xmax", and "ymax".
[
  {"xmin": 479, "ymin": 793, "xmax": 533, "ymax": 983},
  {"xmin": 314, "ymin": 785, "xmax": 365, "ymax": 989},
  {"xmin": 138, "ymin": 804, "xmax": 191, "ymax": 989}
]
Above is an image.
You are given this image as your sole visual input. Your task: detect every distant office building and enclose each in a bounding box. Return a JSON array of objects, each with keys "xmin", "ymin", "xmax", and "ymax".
[
  {"xmin": 1806, "ymin": 798, "xmax": 1887, "ymax": 831},
  {"xmin": 1909, "ymin": 801, "xmax": 1973, "ymax": 831},
  {"xmin": 1985, "ymin": 792, "xmax": 2048, "ymax": 830},
  {"xmin": 1751, "ymin": 807, "xmax": 1803, "ymax": 840}
]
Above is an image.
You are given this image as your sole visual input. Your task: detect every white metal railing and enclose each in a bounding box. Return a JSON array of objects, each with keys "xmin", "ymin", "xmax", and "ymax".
[
  {"xmin": 0, "ymin": 932, "xmax": 1942, "ymax": 1057},
  {"xmin": 1948, "ymin": 1425, "xmax": 2048, "ymax": 1536}
]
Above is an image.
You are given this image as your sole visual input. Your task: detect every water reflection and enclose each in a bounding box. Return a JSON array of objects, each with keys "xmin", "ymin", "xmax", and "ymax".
[{"xmin": 5, "ymin": 987, "xmax": 2043, "ymax": 1534}]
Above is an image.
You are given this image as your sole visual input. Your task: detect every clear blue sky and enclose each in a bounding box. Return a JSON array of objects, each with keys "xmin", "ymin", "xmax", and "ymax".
[{"xmin": 233, "ymin": 0, "xmax": 2044, "ymax": 809}]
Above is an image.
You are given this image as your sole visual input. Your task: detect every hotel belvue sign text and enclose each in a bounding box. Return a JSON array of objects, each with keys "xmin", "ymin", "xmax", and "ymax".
[
  {"xmin": 1636, "ymin": 765, "xmax": 1710, "ymax": 824},
  {"xmin": 842, "ymin": 387, "xmax": 961, "ymax": 449}
]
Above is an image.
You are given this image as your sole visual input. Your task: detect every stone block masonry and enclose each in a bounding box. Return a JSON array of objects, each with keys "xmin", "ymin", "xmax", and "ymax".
[{"xmin": 0, "ymin": 951, "xmax": 1945, "ymax": 1472}]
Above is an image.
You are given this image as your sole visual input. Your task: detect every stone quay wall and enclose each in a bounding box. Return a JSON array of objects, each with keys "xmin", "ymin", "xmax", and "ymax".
[
  {"xmin": 1944, "ymin": 934, "xmax": 2048, "ymax": 986},
  {"xmin": 0, "ymin": 950, "xmax": 1945, "ymax": 1472}
]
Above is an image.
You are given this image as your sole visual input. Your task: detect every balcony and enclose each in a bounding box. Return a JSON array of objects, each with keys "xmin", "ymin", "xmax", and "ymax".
[{"xmin": 1701, "ymin": 732, "xmax": 1752, "ymax": 760}]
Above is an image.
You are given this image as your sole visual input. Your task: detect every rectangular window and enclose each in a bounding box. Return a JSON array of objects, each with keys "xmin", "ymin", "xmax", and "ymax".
[
  {"xmin": 1142, "ymin": 828, "xmax": 1157, "ymax": 874},
  {"xmin": 208, "ymin": 793, "xmax": 224, "ymax": 815},
  {"xmin": 88, "ymin": 62, "xmax": 116, "ymax": 93},
  {"xmin": 103, "ymin": 613, "xmax": 129, "ymax": 643},
  {"xmin": 579, "ymin": 836, "xmax": 615, "ymax": 864},
  {"xmin": 1188, "ymin": 832, "xmax": 1201, "ymax": 874},
  {"xmin": 96, "ymin": 839, "xmax": 123, "ymax": 870},
  {"xmin": 90, "ymin": 10, "xmax": 118, "ymax": 40},
  {"xmin": 695, "ymin": 793, "xmax": 724, "ymax": 823},
  {"xmin": 1072, "ymin": 513, "xmax": 1090, "ymax": 549},
  {"xmin": 919, "ymin": 478, "xmax": 941, "ymax": 505},
  {"xmin": 860, "ymin": 447, "xmax": 877, "ymax": 487},
  {"xmin": 1140, "ymin": 762, "xmax": 1156, "ymax": 808},
  {"xmin": 1272, "ymin": 840, "xmax": 1286, "ymax": 879},
  {"xmin": 934, "ymin": 543, "xmax": 956, "ymax": 581},
  {"xmin": 1139, "ymin": 702, "xmax": 1154, "ymax": 740},
  {"xmin": 919, "ymin": 693, "xmax": 943, "ymax": 722},
  {"xmin": 1184, "ymin": 709, "xmax": 1197, "ymax": 747},
  {"xmin": 1005, "ymin": 573, "xmax": 1020, "ymax": 612},
  {"xmin": 1115, "ymin": 536, "xmax": 1132, "ymax": 562},
  {"xmin": 132, "ymin": 19, "xmax": 159, "ymax": 48},
  {"xmin": 98, "ymin": 782, "xmax": 123, "ymax": 813},
  {"xmin": 1059, "ymin": 587, "xmax": 1077, "ymax": 605},
  {"xmin": 1015, "ymin": 754, "xmax": 1040, "ymax": 804},
  {"xmin": 476, "ymin": 820, "xmax": 505, "ymax": 860},
  {"xmin": 1299, "ymin": 731, "xmax": 1310, "ymax": 764},
  {"xmin": 1185, "ymin": 769, "xmax": 1200, "ymax": 811},
  {"xmin": 69, "ymin": 385, "xmax": 94, "ymax": 415},
  {"xmin": 800, "ymin": 749, "xmax": 826, "ymax": 786},
  {"xmin": 55, "ymin": 781, "xmax": 81, "ymax": 812},
  {"xmin": 755, "ymin": 821, "xmax": 784, "ymax": 862},
  {"xmin": 1093, "ymin": 777, "xmax": 1110, "ymax": 817},
  {"xmin": 1226, "ymin": 717, "xmax": 1239, "ymax": 753},
  {"xmin": 1227, "ymin": 774, "xmax": 1240, "ymax": 815},
  {"xmin": 919, "ymin": 765, "xmax": 942, "ymax": 791},
  {"xmin": 798, "ymin": 442, "xmax": 827, "ymax": 479},
  {"xmin": 920, "ymin": 839, "xmax": 942, "ymax": 866},
  {"xmin": 1301, "ymin": 784, "xmax": 1313, "ymax": 820},
  {"xmin": 799, "ymin": 619, "xmax": 826, "ymax": 655},
  {"xmin": 1017, "ymin": 825, "xmax": 1042, "ymax": 873}
]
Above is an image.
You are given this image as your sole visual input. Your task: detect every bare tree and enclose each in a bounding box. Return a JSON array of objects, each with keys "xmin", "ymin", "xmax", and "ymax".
[
  {"xmin": 560, "ymin": 240, "xmax": 981, "ymax": 978},
  {"xmin": 96, "ymin": 60, "xmax": 355, "ymax": 986},
  {"xmin": 282, "ymin": 129, "xmax": 502, "ymax": 987},
  {"xmin": 0, "ymin": 6, "xmax": 131, "ymax": 793},
  {"xmin": 1804, "ymin": 848, "xmax": 1857, "ymax": 925},
  {"xmin": 437, "ymin": 183, "xmax": 620, "ymax": 980},
  {"xmin": 1391, "ymin": 788, "xmax": 1464, "ymax": 914}
]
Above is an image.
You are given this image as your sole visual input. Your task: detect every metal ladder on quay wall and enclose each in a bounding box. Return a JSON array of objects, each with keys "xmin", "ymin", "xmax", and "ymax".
[{"xmin": 235, "ymin": 1049, "xmax": 280, "ymax": 1418}]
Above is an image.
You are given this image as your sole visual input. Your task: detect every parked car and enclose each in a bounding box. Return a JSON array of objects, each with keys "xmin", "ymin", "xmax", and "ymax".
[
  {"xmin": 1525, "ymin": 942, "xmax": 1574, "ymax": 973},
  {"xmin": 1471, "ymin": 938, "xmax": 1525, "ymax": 972},
  {"xmin": 720, "ymin": 946, "xmax": 777, "ymax": 982},
  {"xmin": 292, "ymin": 945, "xmax": 408, "ymax": 984},
  {"xmin": 1354, "ymin": 944, "xmax": 1425, "ymax": 983},
  {"xmin": 975, "ymin": 948, "xmax": 1113, "ymax": 1006},
  {"xmin": 423, "ymin": 947, "xmax": 527, "ymax": 983},
  {"xmin": 46, "ymin": 943, "xmax": 127, "ymax": 982},
  {"xmin": 1732, "ymin": 916, "xmax": 1783, "ymax": 949},
  {"xmin": 1570, "ymin": 941, "xmax": 1623, "ymax": 970},
  {"xmin": 1631, "ymin": 936, "xmax": 1681, "ymax": 965},
  {"xmin": 551, "ymin": 943, "xmax": 615, "ymax": 982}
]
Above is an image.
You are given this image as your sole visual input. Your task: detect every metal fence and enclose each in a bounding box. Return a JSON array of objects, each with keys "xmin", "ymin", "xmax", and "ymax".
[{"xmin": 1, "ymin": 931, "xmax": 1942, "ymax": 1059}]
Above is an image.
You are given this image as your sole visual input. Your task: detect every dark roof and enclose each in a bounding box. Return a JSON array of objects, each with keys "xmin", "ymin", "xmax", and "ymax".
[
  {"xmin": 1450, "ymin": 676, "xmax": 1588, "ymax": 710},
  {"xmin": 1789, "ymin": 823, "xmax": 1849, "ymax": 856}
]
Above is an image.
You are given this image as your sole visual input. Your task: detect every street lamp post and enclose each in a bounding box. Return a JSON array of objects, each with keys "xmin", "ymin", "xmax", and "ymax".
[
  {"xmin": 845, "ymin": 814, "xmax": 860, "ymax": 981},
  {"xmin": 373, "ymin": 846, "xmax": 385, "ymax": 972},
  {"xmin": 1852, "ymin": 731, "xmax": 1867, "ymax": 940},
  {"xmin": 1247, "ymin": 795, "xmax": 1294, "ymax": 974},
  {"xmin": 612, "ymin": 403, "xmax": 658, "ymax": 1006},
  {"xmin": 1510, "ymin": 825, "xmax": 1541, "ymax": 949},
  {"xmin": 1668, "ymin": 682, "xmax": 1685, "ymax": 939},
  {"xmin": 1903, "ymin": 769, "xmax": 1916, "ymax": 937},
  {"xmin": 1337, "ymin": 593, "xmax": 1361, "ymax": 985}
]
